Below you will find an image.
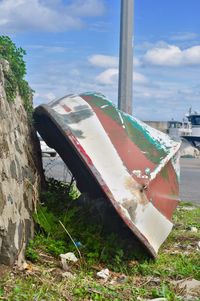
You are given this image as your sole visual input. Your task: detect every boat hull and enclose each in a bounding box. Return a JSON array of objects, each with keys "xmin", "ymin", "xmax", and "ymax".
[{"xmin": 34, "ymin": 92, "xmax": 181, "ymax": 257}]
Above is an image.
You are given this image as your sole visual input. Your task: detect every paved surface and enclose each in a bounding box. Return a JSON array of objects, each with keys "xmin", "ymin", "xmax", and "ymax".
[
  {"xmin": 43, "ymin": 156, "xmax": 72, "ymax": 182},
  {"xmin": 180, "ymin": 158, "xmax": 200, "ymax": 204},
  {"xmin": 43, "ymin": 157, "xmax": 200, "ymax": 205}
]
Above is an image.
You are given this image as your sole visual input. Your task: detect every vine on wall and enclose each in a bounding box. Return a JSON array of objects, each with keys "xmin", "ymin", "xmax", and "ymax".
[{"xmin": 0, "ymin": 36, "xmax": 33, "ymax": 114}]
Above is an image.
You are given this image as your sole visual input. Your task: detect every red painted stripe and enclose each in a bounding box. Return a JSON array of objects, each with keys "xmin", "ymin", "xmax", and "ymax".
[
  {"xmin": 146, "ymin": 162, "xmax": 179, "ymax": 220},
  {"xmin": 88, "ymin": 104, "xmax": 156, "ymax": 181},
  {"xmin": 62, "ymin": 104, "xmax": 72, "ymax": 112},
  {"xmin": 81, "ymin": 97, "xmax": 178, "ymax": 220},
  {"xmin": 69, "ymin": 134, "xmax": 94, "ymax": 166}
]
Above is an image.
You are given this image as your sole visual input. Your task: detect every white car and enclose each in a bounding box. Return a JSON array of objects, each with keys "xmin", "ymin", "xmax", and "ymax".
[{"xmin": 38, "ymin": 135, "xmax": 57, "ymax": 157}]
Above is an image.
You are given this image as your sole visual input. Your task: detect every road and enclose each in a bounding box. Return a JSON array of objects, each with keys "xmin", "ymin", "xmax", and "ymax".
[
  {"xmin": 180, "ymin": 158, "xmax": 200, "ymax": 205},
  {"xmin": 43, "ymin": 157, "xmax": 200, "ymax": 205}
]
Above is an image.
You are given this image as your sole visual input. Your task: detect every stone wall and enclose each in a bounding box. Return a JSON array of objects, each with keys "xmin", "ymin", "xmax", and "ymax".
[{"xmin": 0, "ymin": 59, "xmax": 42, "ymax": 265}]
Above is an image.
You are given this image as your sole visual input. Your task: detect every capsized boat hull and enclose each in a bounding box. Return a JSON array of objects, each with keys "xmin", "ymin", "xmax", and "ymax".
[{"xmin": 34, "ymin": 92, "xmax": 181, "ymax": 257}]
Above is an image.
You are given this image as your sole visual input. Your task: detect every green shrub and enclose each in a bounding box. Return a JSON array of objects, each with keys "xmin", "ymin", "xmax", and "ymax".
[
  {"xmin": 0, "ymin": 35, "xmax": 33, "ymax": 114},
  {"xmin": 32, "ymin": 179, "xmax": 146, "ymax": 270}
]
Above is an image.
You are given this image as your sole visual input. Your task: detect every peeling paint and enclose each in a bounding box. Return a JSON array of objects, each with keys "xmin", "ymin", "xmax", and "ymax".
[{"xmin": 34, "ymin": 92, "xmax": 180, "ymax": 257}]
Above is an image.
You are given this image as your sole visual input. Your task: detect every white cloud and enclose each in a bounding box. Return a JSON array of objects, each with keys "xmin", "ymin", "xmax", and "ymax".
[
  {"xmin": 0, "ymin": 0, "xmax": 105, "ymax": 33},
  {"xmin": 95, "ymin": 68, "xmax": 147, "ymax": 85},
  {"xmin": 30, "ymin": 53, "xmax": 200, "ymax": 121},
  {"xmin": 42, "ymin": 92, "xmax": 56, "ymax": 102},
  {"xmin": 88, "ymin": 54, "xmax": 141, "ymax": 68},
  {"xmin": 170, "ymin": 32, "xmax": 198, "ymax": 41},
  {"xmin": 144, "ymin": 44, "xmax": 200, "ymax": 67},
  {"xmin": 133, "ymin": 57, "xmax": 141, "ymax": 67},
  {"xmin": 70, "ymin": 69, "xmax": 81, "ymax": 76},
  {"xmin": 89, "ymin": 21, "xmax": 110, "ymax": 32},
  {"xmin": 96, "ymin": 68, "xmax": 118, "ymax": 84},
  {"xmin": 66, "ymin": 0, "xmax": 105, "ymax": 17},
  {"xmin": 133, "ymin": 72, "xmax": 148, "ymax": 83},
  {"xmin": 89, "ymin": 55, "xmax": 118, "ymax": 68},
  {"xmin": 26, "ymin": 45, "xmax": 68, "ymax": 53},
  {"xmin": 132, "ymin": 79, "xmax": 200, "ymax": 120}
]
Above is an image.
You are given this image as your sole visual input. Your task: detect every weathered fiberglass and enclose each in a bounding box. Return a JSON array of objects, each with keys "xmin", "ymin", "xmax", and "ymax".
[{"xmin": 34, "ymin": 92, "xmax": 181, "ymax": 257}]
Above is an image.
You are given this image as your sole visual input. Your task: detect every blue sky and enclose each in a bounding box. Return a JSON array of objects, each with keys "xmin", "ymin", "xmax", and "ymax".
[{"xmin": 1, "ymin": 0, "xmax": 200, "ymax": 121}]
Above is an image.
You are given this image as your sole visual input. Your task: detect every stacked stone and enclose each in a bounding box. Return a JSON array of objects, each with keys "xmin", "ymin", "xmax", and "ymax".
[{"xmin": 0, "ymin": 60, "xmax": 42, "ymax": 265}]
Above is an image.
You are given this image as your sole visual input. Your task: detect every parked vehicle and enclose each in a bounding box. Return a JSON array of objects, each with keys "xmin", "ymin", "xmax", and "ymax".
[{"xmin": 38, "ymin": 134, "xmax": 57, "ymax": 157}]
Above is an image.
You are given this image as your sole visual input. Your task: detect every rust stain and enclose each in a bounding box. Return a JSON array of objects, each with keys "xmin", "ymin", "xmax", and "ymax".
[{"xmin": 124, "ymin": 176, "xmax": 149, "ymax": 206}]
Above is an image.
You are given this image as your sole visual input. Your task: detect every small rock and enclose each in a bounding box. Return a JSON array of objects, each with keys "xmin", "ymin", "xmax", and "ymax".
[
  {"xmin": 60, "ymin": 252, "xmax": 78, "ymax": 263},
  {"xmin": 190, "ymin": 226, "xmax": 198, "ymax": 233},
  {"xmin": 110, "ymin": 274, "xmax": 127, "ymax": 285},
  {"xmin": 96, "ymin": 268, "xmax": 110, "ymax": 281},
  {"xmin": 60, "ymin": 259, "xmax": 69, "ymax": 271},
  {"xmin": 19, "ymin": 261, "xmax": 29, "ymax": 271},
  {"xmin": 172, "ymin": 278, "xmax": 200, "ymax": 298},
  {"xmin": 183, "ymin": 297, "xmax": 199, "ymax": 301},
  {"xmin": 60, "ymin": 252, "xmax": 78, "ymax": 271},
  {"xmin": 116, "ymin": 274, "xmax": 127, "ymax": 283},
  {"xmin": 151, "ymin": 299, "xmax": 167, "ymax": 301},
  {"xmin": 171, "ymin": 250, "xmax": 181, "ymax": 254},
  {"xmin": 146, "ymin": 276, "xmax": 161, "ymax": 284},
  {"xmin": 144, "ymin": 298, "xmax": 167, "ymax": 301},
  {"xmin": 10, "ymin": 273, "xmax": 15, "ymax": 278},
  {"xmin": 174, "ymin": 223, "xmax": 183, "ymax": 229},
  {"xmin": 61, "ymin": 271, "xmax": 74, "ymax": 279}
]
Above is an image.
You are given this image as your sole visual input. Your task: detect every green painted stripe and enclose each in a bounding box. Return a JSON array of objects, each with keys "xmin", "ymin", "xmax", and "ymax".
[{"xmin": 82, "ymin": 93, "xmax": 168, "ymax": 164}]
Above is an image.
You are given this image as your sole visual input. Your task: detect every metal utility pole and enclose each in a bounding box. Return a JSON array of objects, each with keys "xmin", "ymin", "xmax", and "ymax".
[{"xmin": 118, "ymin": 0, "xmax": 134, "ymax": 115}]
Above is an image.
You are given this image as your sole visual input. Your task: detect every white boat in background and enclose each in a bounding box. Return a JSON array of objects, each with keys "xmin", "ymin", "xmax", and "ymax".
[
  {"xmin": 168, "ymin": 120, "xmax": 191, "ymax": 140},
  {"xmin": 182, "ymin": 110, "xmax": 200, "ymax": 150},
  {"xmin": 168, "ymin": 109, "xmax": 200, "ymax": 150}
]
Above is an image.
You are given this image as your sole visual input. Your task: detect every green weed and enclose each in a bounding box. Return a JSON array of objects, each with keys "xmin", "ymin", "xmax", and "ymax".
[
  {"xmin": 32, "ymin": 179, "xmax": 145, "ymax": 270},
  {"xmin": 26, "ymin": 235, "xmax": 68, "ymax": 260},
  {"xmin": 4, "ymin": 183, "xmax": 197, "ymax": 301},
  {"xmin": 151, "ymin": 283, "xmax": 181, "ymax": 301},
  {"xmin": 0, "ymin": 36, "xmax": 33, "ymax": 114},
  {"xmin": 0, "ymin": 275, "xmax": 66, "ymax": 301}
]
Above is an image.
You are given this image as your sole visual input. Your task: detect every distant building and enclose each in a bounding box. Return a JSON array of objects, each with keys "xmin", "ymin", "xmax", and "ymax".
[{"xmin": 144, "ymin": 121, "xmax": 168, "ymax": 133}]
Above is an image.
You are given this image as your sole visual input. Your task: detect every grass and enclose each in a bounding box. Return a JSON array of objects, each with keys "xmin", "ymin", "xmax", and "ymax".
[{"xmin": 0, "ymin": 180, "xmax": 200, "ymax": 300}]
